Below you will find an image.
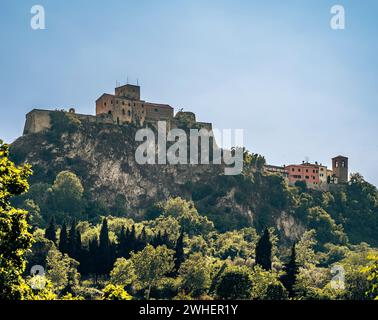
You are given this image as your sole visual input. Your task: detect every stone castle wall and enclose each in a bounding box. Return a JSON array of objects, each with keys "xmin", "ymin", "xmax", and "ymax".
[
  {"xmin": 23, "ymin": 110, "xmax": 52, "ymax": 135},
  {"xmin": 23, "ymin": 109, "xmax": 114, "ymax": 135},
  {"xmin": 23, "ymin": 108, "xmax": 212, "ymax": 135}
]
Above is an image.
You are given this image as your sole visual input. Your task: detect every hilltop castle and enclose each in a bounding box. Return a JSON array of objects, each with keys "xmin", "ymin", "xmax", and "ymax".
[
  {"xmin": 23, "ymin": 84, "xmax": 212, "ymax": 135},
  {"xmin": 96, "ymin": 84, "xmax": 173, "ymax": 127},
  {"xmin": 21, "ymin": 84, "xmax": 348, "ymax": 189}
]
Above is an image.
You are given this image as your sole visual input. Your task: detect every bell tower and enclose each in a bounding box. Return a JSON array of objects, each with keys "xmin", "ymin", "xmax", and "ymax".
[{"xmin": 332, "ymin": 155, "xmax": 348, "ymax": 184}]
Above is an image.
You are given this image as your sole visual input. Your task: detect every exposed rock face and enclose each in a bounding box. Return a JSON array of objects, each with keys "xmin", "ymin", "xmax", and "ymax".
[
  {"xmin": 12, "ymin": 121, "xmax": 222, "ymax": 212},
  {"xmin": 276, "ymin": 212, "xmax": 305, "ymax": 241},
  {"xmin": 10, "ymin": 116, "xmax": 305, "ymax": 239}
]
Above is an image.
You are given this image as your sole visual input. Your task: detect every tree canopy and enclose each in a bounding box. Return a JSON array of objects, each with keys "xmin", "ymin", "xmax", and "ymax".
[{"xmin": 0, "ymin": 140, "xmax": 33, "ymax": 299}]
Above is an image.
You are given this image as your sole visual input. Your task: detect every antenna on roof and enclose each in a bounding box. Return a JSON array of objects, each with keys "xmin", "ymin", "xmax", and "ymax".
[
  {"xmin": 126, "ymin": 76, "xmax": 129, "ymax": 84},
  {"xmin": 137, "ymin": 78, "xmax": 139, "ymax": 86}
]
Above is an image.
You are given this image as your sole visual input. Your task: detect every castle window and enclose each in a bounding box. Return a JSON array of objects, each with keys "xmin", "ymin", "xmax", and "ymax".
[
  {"xmin": 122, "ymin": 109, "xmax": 125, "ymax": 115},
  {"xmin": 117, "ymin": 117, "xmax": 120, "ymax": 125},
  {"xmin": 108, "ymin": 110, "xmax": 112, "ymax": 115},
  {"xmin": 342, "ymin": 161, "xmax": 345, "ymax": 167},
  {"xmin": 122, "ymin": 101, "xmax": 125, "ymax": 105},
  {"xmin": 128, "ymin": 110, "xmax": 131, "ymax": 116},
  {"xmin": 335, "ymin": 161, "xmax": 339, "ymax": 168},
  {"xmin": 104, "ymin": 102, "xmax": 107, "ymax": 106},
  {"xmin": 155, "ymin": 108, "xmax": 158, "ymax": 112},
  {"xmin": 305, "ymin": 176, "xmax": 309, "ymax": 179}
]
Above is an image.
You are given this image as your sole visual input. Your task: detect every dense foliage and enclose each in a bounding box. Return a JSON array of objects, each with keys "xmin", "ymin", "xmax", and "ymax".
[
  {"xmin": 3, "ymin": 136, "xmax": 378, "ymax": 300},
  {"xmin": 0, "ymin": 140, "xmax": 33, "ymax": 299}
]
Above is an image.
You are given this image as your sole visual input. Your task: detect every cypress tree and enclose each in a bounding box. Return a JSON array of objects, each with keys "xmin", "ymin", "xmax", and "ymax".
[
  {"xmin": 137, "ymin": 226, "xmax": 147, "ymax": 251},
  {"xmin": 109, "ymin": 241, "xmax": 117, "ymax": 272},
  {"xmin": 129, "ymin": 224, "xmax": 136, "ymax": 253},
  {"xmin": 118, "ymin": 225, "xmax": 132, "ymax": 258},
  {"xmin": 45, "ymin": 217, "xmax": 57, "ymax": 243},
  {"xmin": 281, "ymin": 243, "xmax": 299, "ymax": 298},
  {"xmin": 140, "ymin": 227, "xmax": 147, "ymax": 244},
  {"xmin": 255, "ymin": 228, "xmax": 272, "ymax": 271},
  {"xmin": 58, "ymin": 222, "xmax": 68, "ymax": 254},
  {"xmin": 174, "ymin": 232, "xmax": 185, "ymax": 272},
  {"xmin": 68, "ymin": 219, "xmax": 77, "ymax": 258},
  {"xmin": 125, "ymin": 226, "xmax": 130, "ymax": 240},
  {"xmin": 118, "ymin": 225, "xmax": 127, "ymax": 257},
  {"xmin": 98, "ymin": 218, "xmax": 111, "ymax": 275},
  {"xmin": 88, "ymin": 237, "xmax": 99, "ymax": 279},
  {"xmin": 124, "ymin": 227, "xmax": 131, "ymax": 257},
  {"xmin": 152, "ymin": 230, "xmax": 162, "ymax": 248}
]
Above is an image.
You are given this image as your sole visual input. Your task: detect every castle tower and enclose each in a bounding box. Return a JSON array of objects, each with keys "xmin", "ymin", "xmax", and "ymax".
[
  {"xmin": 332, "ymin": 155, "xmax": 348, "ymax": 184},
  {"xmin": 115, "ymin": 84, "xmax": 140, "ymax": 100},
  {"xmin": 95, "ymin": 84, "xmax": 174, "ymax": 127}
]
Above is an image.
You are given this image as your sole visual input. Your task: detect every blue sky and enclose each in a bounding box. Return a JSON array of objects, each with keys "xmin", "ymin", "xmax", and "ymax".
[{"xmin": 0, "ymin": 0, "xmax": 377, "ymax": 185}]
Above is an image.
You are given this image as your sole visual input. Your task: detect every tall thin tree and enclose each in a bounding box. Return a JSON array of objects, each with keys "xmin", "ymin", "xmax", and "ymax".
[
  {"xmin": 129, "ymin": 224, "xmax": 136, "ymax": 253},
  {"xmin": 98, "ymin": 218, "xmax": 111, "ymax": 275},
  {"xmin": 255, "ymin": 228, "xmax": 272, "ymax": 270},
  {"xmin": 88, "ymin": 237, "xmax": 99, "ymax": 280},
  {"xmin": 58, "ymin": 222, "xmax": 68, "ymax": 254},
  {"xmin": 152, "ymin": 230, "xmax": 162, "ymax": 248},
  {"xmin": 136, "ymin": 226, "xmax": 147, "ymax": 251},
  {"xmin": 45, "ymin": 217, "xmax": 57, "ymax": 243},
  {"xmin": 280, "ymin": 243, "xmax": 299, "ymax": 298},
  {"xmin": 118, "ymin": 225, "xmax": 127, "ymax": 257},
  {"xmin": 174, "ymin": 232, "xmax": 185, "ymax": 273},
  {"xmin": 68, "ymin": 219, "xmax": 77, "ymax": 257}
]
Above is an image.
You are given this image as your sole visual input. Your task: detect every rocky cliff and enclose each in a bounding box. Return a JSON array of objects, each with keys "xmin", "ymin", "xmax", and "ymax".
[{"xmin": 10, "ymin": 112, "xmax": 304, "ymax": 239}]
